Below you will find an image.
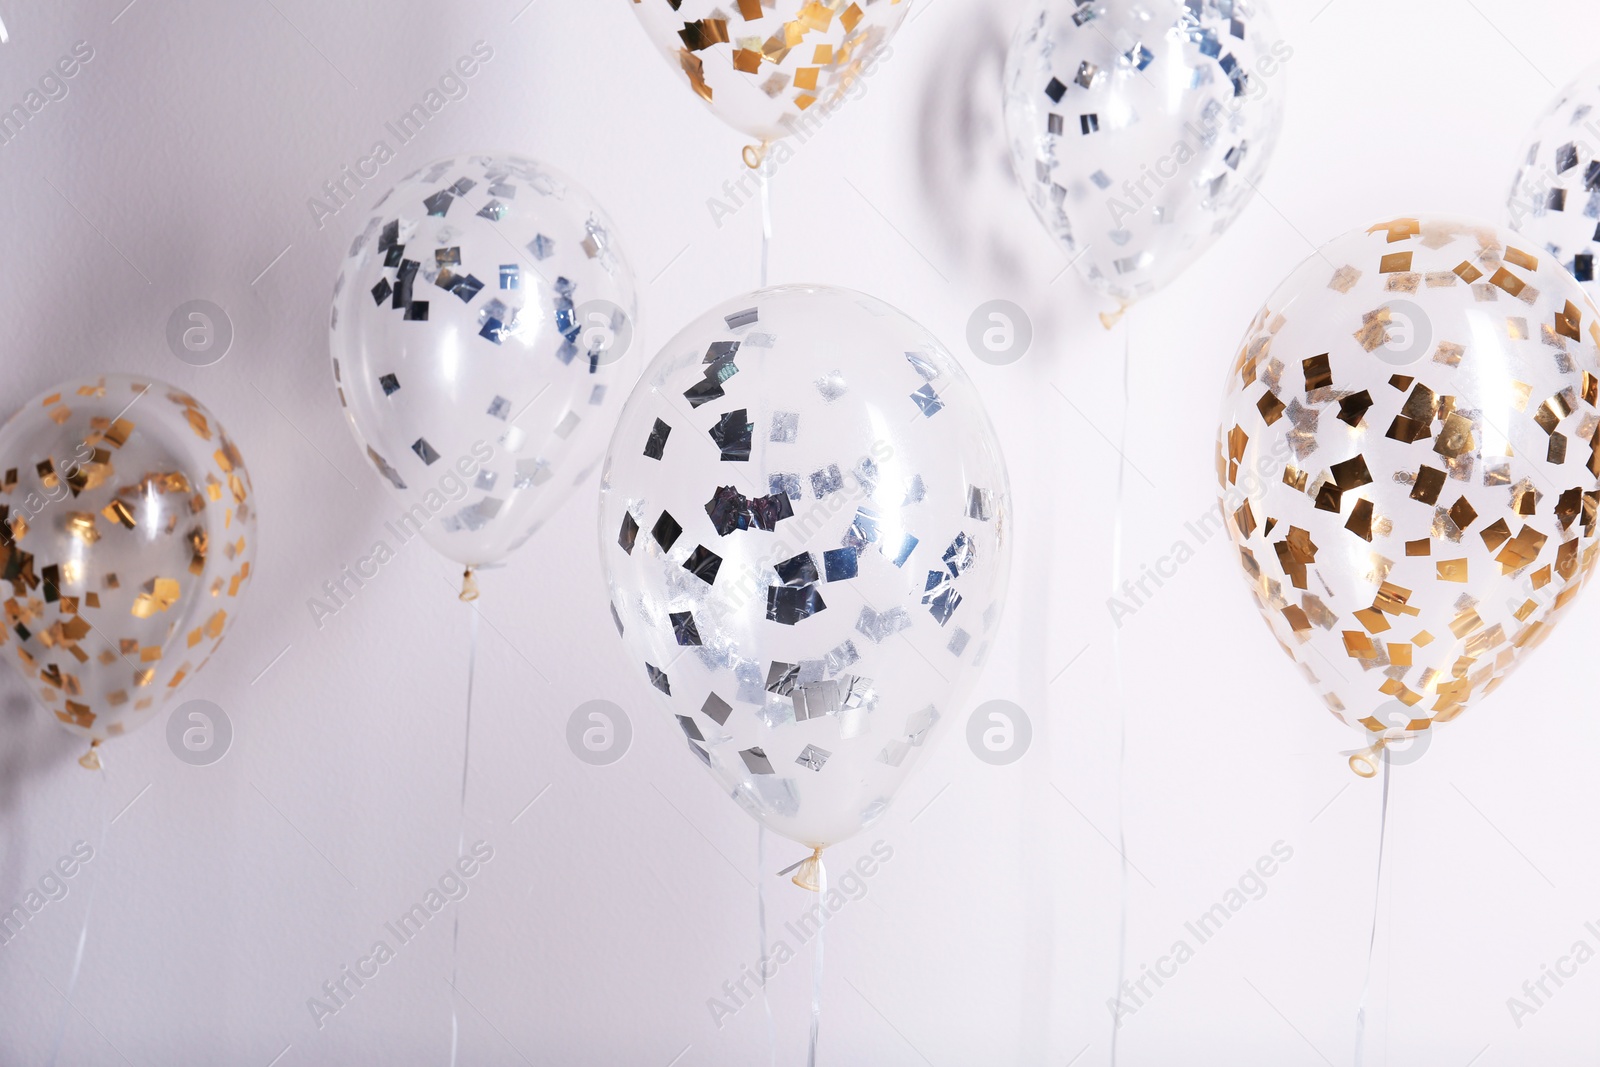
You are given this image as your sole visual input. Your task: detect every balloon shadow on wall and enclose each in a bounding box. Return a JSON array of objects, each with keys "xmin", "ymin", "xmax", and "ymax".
[
  {"xmin": 911, "ymin": 0, "xmax": 1102, "ymax": 348},
  {"xmin": 912, "ymin": 3, "xmax": 1088, "ymax": 1059}
]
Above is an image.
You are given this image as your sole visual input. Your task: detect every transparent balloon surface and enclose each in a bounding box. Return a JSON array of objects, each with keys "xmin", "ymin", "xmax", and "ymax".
[
  {"xmin": 600, "ymin": 286, "xmax": 1011, "ymax": 848},
  {"xmin": 0, "ymin": 376, "xmax": 256, "ymax": 746},
  {"xmin": 1508, "ymin": 61, "xmax": 1600, "ymax": 306},
  {"xmin": 626, "ymin": 0, "xmax": 910, "ymax": 143},
  {"xmin": 1217, "ymin": 218, "xmax": 1600, "ymax": 752},
  {"xmin": 330, "ymin": 154, "xmax": 639, "ymax": 568},
  {"xmin": 1003, "ymin": 0, "xmax": 1286, "ymax": 307}
]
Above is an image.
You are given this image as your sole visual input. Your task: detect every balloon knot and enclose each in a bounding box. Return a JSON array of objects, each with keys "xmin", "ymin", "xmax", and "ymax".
[
  {"xmin": 790, "ymin": 846, "xmax": 825, "ymax": 892},
  {"xmin": 1099, "ymin": 304, "xmax": 1130, "ymax": 330},
  {"xmin": 79, "ymin": 739, "xmax": 102, "ymax": 771},
  {"xmin": 460, "ymin": 568, "xmax": 479, "ymax": 603},
  {"xmin": 742, "ymin": 142, "xmax": 768, "ymax": 170},
  {"xmin": 1346, "ymin": 738, "xmax": 1389, "ymax": 778}
]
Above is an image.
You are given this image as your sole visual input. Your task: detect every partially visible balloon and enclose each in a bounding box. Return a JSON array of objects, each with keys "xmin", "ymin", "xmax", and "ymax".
[
  {"xmin": 599, "ymin": 285, "xmax": 1011, "ymax": 866},
  {"xmin": 1003, "ymin": 0, "xmax": 1286, "ymax": 313},
  {"xmin": 0, "ymin": 376, "xmax": 257, "ymax": 766},
  {"xmin": 625, "ymin": 0, "xmax": 910, "ymax": 147},
  {"xmin": 1508, "ymin": 62, "xmax": 1600, "ymax": 304},
  {"xmin": 330, "ymin": 154, "xmax": 638, "ymax": 571},
  {"xmin": 1217, "ymin": 218, "xmax": 1600, "ymax": 775}
]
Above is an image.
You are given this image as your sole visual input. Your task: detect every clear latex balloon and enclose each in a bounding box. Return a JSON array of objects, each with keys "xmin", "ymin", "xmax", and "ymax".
[
  {"xmin": 599, "ymin": 285, "xmax": 1011, "ymax": 850},
  {"xmin": 1508, "ymin": 61, "xmax": 1600, "ymax": 304},
  {"xmin": 626, "ymin": 0, "xmax": 910, "ymax": 145},
  {"xmin": 330, "ymin": 154, "xmax": 639, "ymax": 569},
  {"xmin": 1004, "ymin": 0, "xmax": 1287, "ymax": 311},
  {"xmin": 0, "ymin": 376, "xmax": 256, "ymax": 761},
  {"xmin": 1217, "ymin": 218, "xmax": 1600, "ymax": 774}
]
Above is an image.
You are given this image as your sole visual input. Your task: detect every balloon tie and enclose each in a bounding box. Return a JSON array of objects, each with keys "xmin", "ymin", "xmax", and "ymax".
[
  {"xmin": 1099, "ymin": 302, "xmax": 1131, "ymax": 330},
  {"xmin": 77, "ymin": 739, "xmax": 102, "ymax": 771},
  {"xmin": 459, "ymin": 568, "xmax": 479, "ymax": 603},
  {"xmin": 742, "ymin": 141, "xmax": 770, "ymax": 170}
]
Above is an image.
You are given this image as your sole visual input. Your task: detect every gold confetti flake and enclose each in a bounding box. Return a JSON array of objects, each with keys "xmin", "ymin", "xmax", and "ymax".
[
  {"xmin": 131, "ymin": 578, "xmax": 181, "ymax": 618},
  {"xmin": 1328, "ymin": 266, "xmax": 1362, "ymax": 293},
  {"xmin": 1505, "ymin": 247, "xmax": 1539, "ymax": 270}
]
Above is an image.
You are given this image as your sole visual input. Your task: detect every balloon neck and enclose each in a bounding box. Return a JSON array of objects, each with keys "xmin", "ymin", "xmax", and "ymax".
[
  {"xmin": 742, "ymin": 141, "xmax": 770, "ymax": 170},
  {"xmin": 460, "ymin": 568, "xmax": 479, "ymax": 603},
  {"xmin": 1099, "ymin": 303, "xmax": 1130, "ymax": 330},
  {"xmin": 1347, "ymin": 738, "xmax": 1389, "ymax": 778},
  {"xmin": 791, "ymin": 846, "xmax": 826, "ymax": 892},
  {"xmin": 79, "ymin": 739, "xmax": 102, "ymax": 771}
]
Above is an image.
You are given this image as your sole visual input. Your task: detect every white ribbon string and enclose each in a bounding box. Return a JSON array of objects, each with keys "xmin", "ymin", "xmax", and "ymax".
[
  {"xmin": 448, "ymin": 606, "xmax": 480, "ymax": 1067},
  {"xmin": 1354, "ymin": 747, "xmax": 1391, "ymax": 1066},
  {"xmin": 759, "ymin": 163, "xmax": 772, "ymax": 289},
  {"xmin": 1107, "ymin": 317, "xmax": 1132, "ymax": 1067},
  {"xmin": 758, "ymin": 828, "xmax": 776, "ymax": 1067},
  {"xmin": 806, "ymin": 854, "xmax": 827, "ymax": 1067},
  {"xmin": 47, "ymin": 764, "xmax": 110, "ymax": 1067}
]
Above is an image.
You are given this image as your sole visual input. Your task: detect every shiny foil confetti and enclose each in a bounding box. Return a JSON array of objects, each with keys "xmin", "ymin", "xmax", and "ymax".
[
  {"xmin": 599, "ymin": 285, "xmax": 1011, "ymax": 849},
  {"xmin": 0, "ymin": 376, "xmax": 257, "ymax": 748},
  {"xmin": 1217, "ymin": 218, "xmax": 1600, "ymax": 763},
  {"xmin": 1508, "ymin": 62, "xmax": 1600, "ymax": 307}
]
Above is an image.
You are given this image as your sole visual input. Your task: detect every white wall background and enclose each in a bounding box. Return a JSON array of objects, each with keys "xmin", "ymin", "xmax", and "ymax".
[{"xmin": 0, "ymin": 1, "xmax": 1597, "ymax": 1064}]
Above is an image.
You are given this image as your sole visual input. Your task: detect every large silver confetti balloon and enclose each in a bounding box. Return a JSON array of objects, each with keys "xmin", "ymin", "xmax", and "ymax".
[
  {"xmin": 1217, "ymin": 218, "xmax": 1600, "ymax": 776},
  {"xmin": 0, "ymin": 376, "xmax": 256, "ymax": 766},
  {"xmin": 330, "ymin": 154, "xmax": 639, "ymax": 570},
  {"xmin": 599, "ymin": 285, "xmax": 1011, "ymax": 854},
  {"xmin": 1003, "ymin": 0, "xmax": 1287, "ymax": 313},
  {"xmin": 1509, "ymin": 62, "xmax": 1600, "ymax": 304},
  {"xmin": 626, "ymin": 0, "xmax": 910, "ymax": 146}
]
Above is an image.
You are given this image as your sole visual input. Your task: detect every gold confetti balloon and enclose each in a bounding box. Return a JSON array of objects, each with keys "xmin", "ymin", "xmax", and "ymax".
[
  {"xmin": 0, "ymin": 376, "xmax": 256, "ymax": 766},
  {"xmin": 1003, "ymin": 0, "xmax": 1287, "ymax": 313},
  {"xmin": 1508, "ymin": 61, "xmax": 1600, "ymax": 305},
  {"xmin": 1217, "ymin": 218, "xmax": 1600, "ymax": 775},
  {"xmin": 599, "ymin": 286, "xmax": 1011, "ymax": 858},
  {"xmin": 625, "ymin": 0, "xmax": 910, "ymax": 146}
]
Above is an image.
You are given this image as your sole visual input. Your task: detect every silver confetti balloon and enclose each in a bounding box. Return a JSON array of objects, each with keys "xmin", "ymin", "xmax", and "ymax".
[
  {"xmin": 1509, "ymin": 61, "xmax": 1600, "ymax": 304},
  {"xmin": 1003, "ymin": 0, "xmax": 1287, "ymax": 313},
  {"xmin": 1217, "ymin": 218, "xmax": 1600, "ymax": 775},
  {"xmin": 599, "ymin": 285, "xmax": 1011, "ymax": 857},
  {"xmin": 0, "ymin": 376, "xmax": 256, "ymax": 766},
  {"xmin": 330, "ymin": 154, "xmax": 639, "ymax": 571}
]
